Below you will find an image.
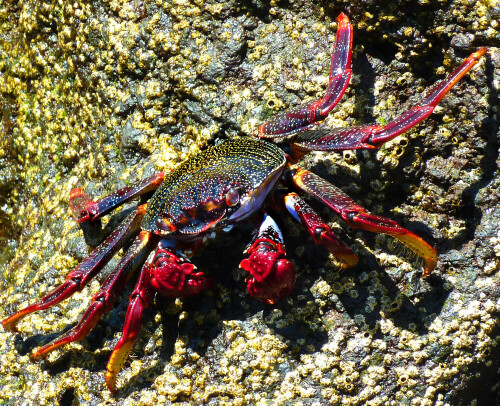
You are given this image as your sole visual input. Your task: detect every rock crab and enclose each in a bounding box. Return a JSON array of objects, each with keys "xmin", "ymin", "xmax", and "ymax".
[{"xmin": 2, "ymin": 13, "xmax": 486, "ymax": 392}]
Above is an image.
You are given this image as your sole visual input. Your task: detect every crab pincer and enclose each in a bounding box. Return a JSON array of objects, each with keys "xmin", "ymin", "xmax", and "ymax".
[{"xmin": 240, "ymin": 214, "xmax": 296, "ymax": 304}]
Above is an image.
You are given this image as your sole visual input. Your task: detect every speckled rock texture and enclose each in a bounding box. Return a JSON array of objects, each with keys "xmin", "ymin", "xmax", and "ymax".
[{"xmin": 0, "ymin": 0, "xmax": 499, "ymax": 405}]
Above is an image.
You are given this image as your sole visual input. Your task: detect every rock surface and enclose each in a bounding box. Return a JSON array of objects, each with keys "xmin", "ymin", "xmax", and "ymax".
[{"xmin": 0, "ymin": 0, "xmax": 498, "ymax": 405}]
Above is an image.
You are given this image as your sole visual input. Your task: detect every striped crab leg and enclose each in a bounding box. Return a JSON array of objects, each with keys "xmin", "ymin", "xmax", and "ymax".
[
  {"xmin": 3, "ymin": 171, "xmax": 166, "ymax": 332},
  {"xmin": 2, "ymin": 205, "xmax": 148, "ymax": 331},
  {"xmin": 291, "ymin": 169, "xmax": 437, "ymax": 276},
  {"xmin": 105, "ymin": 239, "xmax": 214, "ymax": 392},
  {"xmin": 70, "ymin": 172, "xmax": 165, "ymax": 222},
  {"xmin": 258, "ymin": 12, "xmax": 353, "ymax": 139},
  {"xmin": 30, "ymin": 229, "xmax": 153, "ymax": 360},
  {"xmin": 290, "ymin": 48, "xmax": 487, "ymax": 153},
  {"xmin": 284, "ymin": 192, "xmax": 359, "ymax": 268}
]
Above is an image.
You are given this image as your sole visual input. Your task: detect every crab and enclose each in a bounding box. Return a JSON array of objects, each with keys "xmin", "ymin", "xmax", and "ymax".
[{"xmin": 2, "ymin": 13, "xmax": 486, "ymax": 392}]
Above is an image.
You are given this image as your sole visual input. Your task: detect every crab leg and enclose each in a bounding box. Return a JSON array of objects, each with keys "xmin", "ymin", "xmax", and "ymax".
[
  {"xmin": 292, "ymin": 169, "xmax": 437, "ymax": 276},
  {"xmin": 105, "ymin": 250, "xmax": 156, "ymax": 393},
  {"xmin": 284, "ymin": 192, "xmax": 358, "ymax": 268},
  {"xmin": 106, "ymin": 240, "xmax": 213, "ymax": 392},
  {"xmin": 291, "ymin": 47, "xmax": 487, "ymax": 153},
  {"xmin": 2, "ymin": 205, "xmax": 148, "ymax": 332},
  {"xmin": 30, "ymin": 230, "xmax": 153, "ymax": 360},
  {"xmin": 258, "ymin": 12, "xmax": 353, "ymax": 139},
  {"xmin": 70, "ymin": 172, "xmax": 165, "ymax": 222},
  {"xmin": 240, "ymin": 213, "xmax": 296, "ymax": 304}
]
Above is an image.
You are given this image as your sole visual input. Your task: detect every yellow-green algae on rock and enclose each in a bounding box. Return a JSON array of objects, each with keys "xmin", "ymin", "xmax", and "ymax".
[{"xmin": 1, "ymin": 0, "xmax": 499, "ymax": 405}]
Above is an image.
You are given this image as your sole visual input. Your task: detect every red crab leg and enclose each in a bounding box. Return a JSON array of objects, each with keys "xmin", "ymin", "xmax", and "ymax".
[
  {"xmin": 291, "ymin": 47, "xmax": 487, "ymax": 152},
  {"xmin": 258, "ymin": 12, "xmax": 353, "ymax": 138},
  {"xmin": 30, "ymin": 230, "xmax": 153, "ymax": 360},
  {"xmin": 2, "ymin": 205, "xmax": 148, "ymax": 332},
  {"xmin": 70, "ymin": 172, "xmax": 165, "ymax": 222},
  {"xmin": 106, "ymin": 240, "xmax": 213, "ymax": 392},
  {"xmin": 240, "ymin": 213, "xmax": 296, "ymax": 304},
  {"xmin": 292, "ymin": 168, "xmax": 437, "ymax": 276},
  {"xmin": 105, "ymin": 250, "xmax": 156, "ymax": 393},
  {"xmin": 284, "ymin": 192, "xmax": 359, "ymax": 268}
]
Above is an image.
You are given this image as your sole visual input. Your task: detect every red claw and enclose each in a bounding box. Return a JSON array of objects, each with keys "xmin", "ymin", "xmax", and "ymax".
[
  {"xmin": 106, "ymin": 242, "xmax": 212, "ymax": 392},
  {"xmin": 241, "ymin": 249, "xmax": 295, "ymax": 305},
  {"xmin": 149, "ymin": 248, "xmax": 214, "ymax": 297},
  {"xmin": 240, "ymin": 214, "xmax": 296, "ymax": 304}
]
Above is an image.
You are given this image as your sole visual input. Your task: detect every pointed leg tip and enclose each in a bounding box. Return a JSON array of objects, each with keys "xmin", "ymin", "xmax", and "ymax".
[
  {"xmin": 30, "ymin": 348, "xmax": 47, "ymax": 361},
  {"xmin": 69, "ymin": 188, "xmax": 94, "ymax": 222},
  {"xmin": 338, "ymin": 253, "xmax": 359, "ymax": 269},
  {"xmin": 337, "ymin": 12, "xmax": 349, "ymax": 23},
  {"xmin": 69, "ymin": 187, "xmax": 84, "ymax": 199},
  {"xmin": 31, "ymin": 338, "xmax": 67, "ymax": 361},
  {"xmin": 472, "ymin": 47, "xmax": 487, "ymax": 60},
  {"xmin": 421, "ymin": 259, "xmax": 437, "ymax": 278},
  {"xmin": 421, "ymin": 269, "xmax": 432, "ymax": 278},
  {"xmin": 105, "ymin": 371, "xmax": 118, "ymax": 393},
  {"xmin": 1, "ymin": 318, "xmax": 19, "ymax": 332},
  {"xmin": 2, "ymin": 310, "xmax": 29, "ymax": 332},
  {"xmin": 105, "ymin": 339, "xmax": 136, "ymax": 392}
]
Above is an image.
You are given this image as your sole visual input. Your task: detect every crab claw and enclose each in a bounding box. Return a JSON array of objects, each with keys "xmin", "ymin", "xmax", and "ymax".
[
  {"xmin": 240, "ymin": 214, "xmax": 296, "ymax": 304},
  {"xmin": 241, "ymin": 251, "xmax": 295, "ymax": 305},
  {"xmin": 150, "ymin": 247, "xmax": 214, "ymax": 297}
]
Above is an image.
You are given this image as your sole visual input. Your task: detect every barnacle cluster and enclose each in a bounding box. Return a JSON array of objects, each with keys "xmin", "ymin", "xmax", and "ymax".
[{"xmin": 1, "ymin": 0, "xmax": 498, "ymax": 404}]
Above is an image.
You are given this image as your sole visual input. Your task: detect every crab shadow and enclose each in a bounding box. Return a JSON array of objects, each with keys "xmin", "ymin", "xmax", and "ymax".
[
  {"xmin": 443, "ymin": 53, "xmax": 499, "ymax": 249},
  {"xmin": 279, "ymin": 220, "xmax": 450, "ymax": 335}
]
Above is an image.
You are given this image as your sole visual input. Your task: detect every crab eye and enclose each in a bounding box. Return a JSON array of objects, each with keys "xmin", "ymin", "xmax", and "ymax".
[
  {"xmin": 155, "ymin": 217, "xmax": 177, "ymax": 233},
  {"xmin": 225, "ymin": 187, "xmax": 240, "ymax": 207}
]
